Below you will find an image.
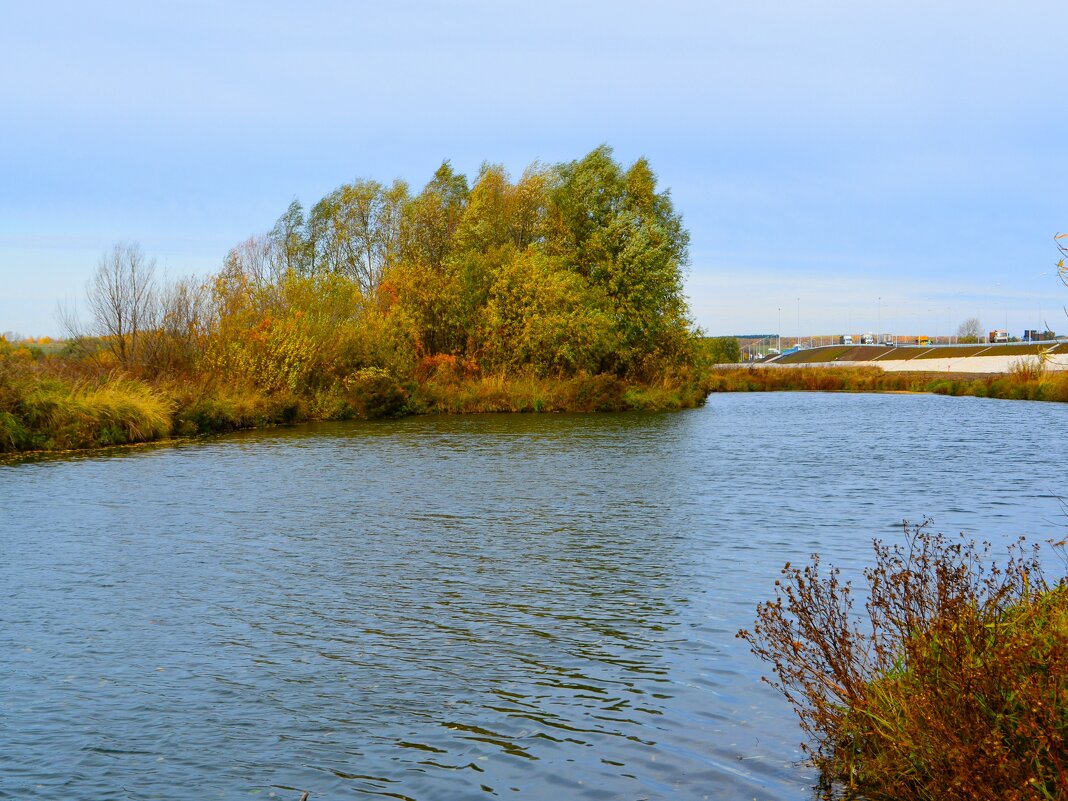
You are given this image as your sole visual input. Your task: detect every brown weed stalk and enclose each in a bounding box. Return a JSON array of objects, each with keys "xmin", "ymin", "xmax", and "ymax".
[{"xmin": 739, "ymin": 522, "xmax": 1068, "ymax": 800}]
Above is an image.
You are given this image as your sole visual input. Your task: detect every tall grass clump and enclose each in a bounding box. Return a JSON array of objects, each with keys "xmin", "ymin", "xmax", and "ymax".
[
  {"xmin": 2, "ymin": 375, "xmax": 171, "ymax": 452},
  {"xmin": 739, "ymin": 523, "xmax": 1068, "ymax": 801},
  {"xmin": 80, "ymin": 379, "xmax": 173, "ymax": 444}
]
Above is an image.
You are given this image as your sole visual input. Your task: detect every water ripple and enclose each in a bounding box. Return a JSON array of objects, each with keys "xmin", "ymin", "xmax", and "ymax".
[{"xmin": 2, "ymin": 394, "xmax": 1066, "ymax": 799}]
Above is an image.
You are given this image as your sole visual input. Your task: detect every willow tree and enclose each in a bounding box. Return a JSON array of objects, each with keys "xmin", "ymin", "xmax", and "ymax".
[
  {"xmin": 269, "ymin": 200, "xmax": 310, "ymax": 275},
  {"xmin": 401, "ymin": 161, "xmax": 469, "ymax": 271},
  {"xmin": 548, "ymin": 146, "xmax": 692, "ymax": 376},
  {"xmin": 306, "ymin": 181, "xmax": 382, "ymax": 291}
]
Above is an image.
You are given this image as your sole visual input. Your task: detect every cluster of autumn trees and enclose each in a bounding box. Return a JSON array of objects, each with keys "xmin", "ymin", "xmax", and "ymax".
[{"xmin": 69, "ymin": 146, "xmax": 701, "ymax": 397}]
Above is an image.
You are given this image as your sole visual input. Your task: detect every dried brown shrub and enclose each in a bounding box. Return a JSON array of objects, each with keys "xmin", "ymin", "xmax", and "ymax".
[{"xmin": 739, "ymin": 522, "xmax": 1068, "ymax": 800}]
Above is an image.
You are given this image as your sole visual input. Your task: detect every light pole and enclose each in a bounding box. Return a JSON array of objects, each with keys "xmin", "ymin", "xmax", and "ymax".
[
  {"xmin": 777, "ymin": 307, "xmax": 781, "ymax": 353},
  {"xmin": 877, "ymin": 296, "xmax": 881, "ymax": 343},
  {"xmin": 796, "ymin": 297, "xmax": 800, "ymax": 348},
  {"xmin": 994, "ymin": 282, "xmax": 1008, "ymax": 339},
  {"xmin": 993, "ymin": 282, "xmax": 999, "ymax": 338}
]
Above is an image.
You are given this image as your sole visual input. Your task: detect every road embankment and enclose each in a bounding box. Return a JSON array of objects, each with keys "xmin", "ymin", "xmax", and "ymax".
[
  {"xmin": 765, "ymin": 354, "xmax": 1068, "ymax": 373},
  {"xmin": 757, "ymin": 344, "xmax": 1068, "ymax": 374},
  {"xmin": 707, "ymin": 363, "xmax": 1068, "ymax": 403}
]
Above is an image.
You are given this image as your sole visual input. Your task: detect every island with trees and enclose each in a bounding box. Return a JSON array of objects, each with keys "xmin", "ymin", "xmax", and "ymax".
[{"xmin": 0, "ymin": 147, "xmax": 716, "ymax": 454}]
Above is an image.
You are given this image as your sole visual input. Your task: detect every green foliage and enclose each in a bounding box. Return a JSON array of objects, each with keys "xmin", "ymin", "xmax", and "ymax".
[
  {"xmin": 170, "ymin": 384, "xmax": 303, "ymax": 436},
  {"xmin": 558, "ymin": 373, "xmax": 627, "ymax": 412},
  {"xmin": 402, "ymin": 162, "xmax": 470, "ymax": 270},
  {"xmin": 204, "ymin": 269, "xmax": 364, "ymax": 393},
  {"xmin": 383, "ymin": 256, "xmax": 469, "ymax": 357},
  {"xmin": 547, "ymin": 146, "xmax": 693, "ymax": 376},
  {"xmin": 342, "ymin": 367, "xmax": 408, "ymax": 419},
  {"xmin": 480, "ymin": 250, "xmax": 618, "ymax": 376},
  {"xmin": 740, "ymin": 524, "xmax": 1068, "ymax": 801},
  {"xmin": 704, "ymin": 336, "xmax": 741, "ymax": 364},
  {"xmin": 221, "ymin": 146, "xmax": 698, "ymax": 383},
  {"xmin": 0, "ymin": 410, "xmax": 30, "ymax": 451},
  {"xmin": 269, "ymin": 200, "xmax": 310, "ymax": 274}
]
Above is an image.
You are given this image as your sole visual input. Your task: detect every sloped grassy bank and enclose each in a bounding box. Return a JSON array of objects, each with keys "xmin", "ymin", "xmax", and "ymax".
[
  {"xmin": 709, "ymin": 364, "xmax": 1068, "ymax": 403},
  {"xmin": 0, "ymin": 368, "xmax": 710, "ymax": 455}
]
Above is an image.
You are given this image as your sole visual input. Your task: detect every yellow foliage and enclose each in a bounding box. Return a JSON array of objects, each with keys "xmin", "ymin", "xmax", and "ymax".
[
  {"xmin": 205, "ymin": 268, "xmax": 366, "ymax": 393},
  {"xmin": 96, "ymin": 349, "xmax": 120, "ymax": 369},
  {"xmin": 480, "ymin": 249, "xmax": 617, "ymax": 376}
]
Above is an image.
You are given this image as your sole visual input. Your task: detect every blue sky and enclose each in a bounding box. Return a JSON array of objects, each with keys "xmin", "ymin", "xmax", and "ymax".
[{"xmin": 2, "ymin": 1, "xmax": 1066, "ymax": 338}]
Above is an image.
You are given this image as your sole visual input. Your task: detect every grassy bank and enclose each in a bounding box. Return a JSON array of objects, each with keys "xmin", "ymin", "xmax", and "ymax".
[
  {"xmin": 0, "ymin": 365, "xmax": 709, "ymax": 455},
  {"xmin": 408, "ymin": 368, "xmax": 708, "ymax": 414},
  {"xmin": 708, "ymin": 364, "xmax": 1068, "ymax": 403}
]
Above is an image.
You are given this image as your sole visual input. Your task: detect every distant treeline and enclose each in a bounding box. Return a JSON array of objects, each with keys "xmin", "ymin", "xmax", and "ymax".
[
  {"xmin": 704, "ymin": 336, "xmax": 741, "ymax": 364},
  {"xmin": 1, "ymin": 147, "xmax": 718, "ymax": 453}
]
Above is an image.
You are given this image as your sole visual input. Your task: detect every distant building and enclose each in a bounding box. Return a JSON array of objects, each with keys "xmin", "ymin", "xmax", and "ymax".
[{"xmin": 1022, "ymin": 329, "xmax": 1056, "ymax": 342}]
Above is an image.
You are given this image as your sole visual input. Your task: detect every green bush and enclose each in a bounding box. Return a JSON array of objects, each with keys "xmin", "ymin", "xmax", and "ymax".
[
  {"xmin": 704, "ymin": 336, "xmax": 741, "ymax": 364},
  {"xmin": 342, "ymin": 367, "xmax": 409, "ymax": 419},
  {"xmin": 560, "ymin": 373, "xmax": 628, "ymax": 412},
  {"xmin": 706, "ymin": 365, "xmax": 1068, "ymax": 408},
  {"xmin": 170, "ymin": 385, "xmax": 304, "ymax": 436}
]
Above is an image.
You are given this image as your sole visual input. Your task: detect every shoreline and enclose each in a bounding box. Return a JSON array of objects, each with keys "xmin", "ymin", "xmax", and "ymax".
[
  {"xmin": 9, "ymin": 361, "xmax": 1068, "ymax": 459},
  {"xmin": 0, "ymin": 371, "xmax": 710, "ymax": 457}
]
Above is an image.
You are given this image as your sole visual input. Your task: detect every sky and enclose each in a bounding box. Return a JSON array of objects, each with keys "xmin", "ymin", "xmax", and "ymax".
[{"xmin": 2, "ymin": 0, "xmax": 1067, "ymax": 339}]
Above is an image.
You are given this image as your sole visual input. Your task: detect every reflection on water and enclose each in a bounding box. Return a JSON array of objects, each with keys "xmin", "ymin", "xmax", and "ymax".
[{"xmin": 3, "ymin": 394, "xmax": 1067, "ymax": 800}]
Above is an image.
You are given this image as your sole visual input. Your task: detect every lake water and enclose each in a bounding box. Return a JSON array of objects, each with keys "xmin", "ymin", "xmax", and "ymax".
[{"xmin": 3, "ymin": 392, "xmax": 1067, "ymax": 801}]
